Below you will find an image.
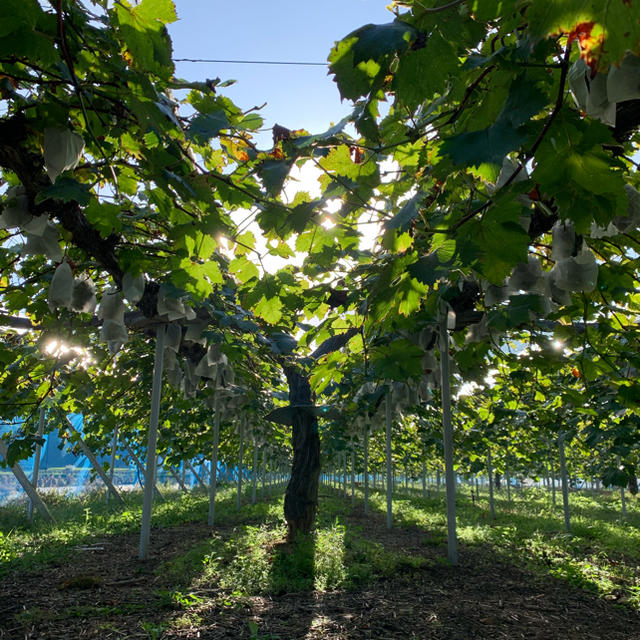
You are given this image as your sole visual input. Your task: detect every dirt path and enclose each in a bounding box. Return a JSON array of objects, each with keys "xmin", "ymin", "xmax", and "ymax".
[{"xmin": 2, "ymin": 507, "xmax": 640, "ymax": 640}]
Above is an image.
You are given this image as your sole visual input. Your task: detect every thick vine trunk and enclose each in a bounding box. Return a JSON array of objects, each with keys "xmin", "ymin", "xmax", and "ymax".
[{"xmin": 283, "ymin": 366, "xmax": 321, "ymax": 541}]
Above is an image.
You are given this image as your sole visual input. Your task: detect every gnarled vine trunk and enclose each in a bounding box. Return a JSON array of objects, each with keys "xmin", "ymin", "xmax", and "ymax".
[{"xmin": 283, "ymin": 366, "xmax": 320, "ymax": 541}]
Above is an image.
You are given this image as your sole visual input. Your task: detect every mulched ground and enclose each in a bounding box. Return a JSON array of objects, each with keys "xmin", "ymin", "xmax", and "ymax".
[{"xmin": 2, "ymin": 500, "xmax": 640, "ymax": 640}]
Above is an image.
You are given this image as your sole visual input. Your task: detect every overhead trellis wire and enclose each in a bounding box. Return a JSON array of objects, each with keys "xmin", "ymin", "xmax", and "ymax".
[{"xmin": 174, "ymin": 58, "xmax": 327, "ymax": 66}]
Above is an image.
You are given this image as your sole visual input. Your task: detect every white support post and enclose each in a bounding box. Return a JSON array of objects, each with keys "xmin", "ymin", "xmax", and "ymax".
[
  {"xmin": 66, "ymin": 417, "xmax": 124, "ymax": 505},
  {"xmin": 505, "ymin": 455, "xmax": 511, "ymax": 505},
  {"xmin": 558, "ymin": 433, "xmax": 571, "ymax": 533},
  {"xmin": 125, "ymin": 443, "xmax": 164, "ymax": 501},
  {"xmin": 422, "ymin": 460, "xmax": 427, "ymax": 500},
  {"xmin": 0, "ymin": 440, "xmax": 55, "ymax": 523},
  {"xmin": 138, "ymin": 324, "xmax": 166, "ymax": 560},
  {"xmin": 107, "ymin": 427, "xmax": 118, "ymax": 504},
  {"xmin": 385, "ymin": 393, "xmax": 393, "ymax": 529},
  {"xmin": 549, "ymin": 447, "xmax": 557, "ymax": 507},
  {"xmin": 208, "ymin": 383, "xmax": 221, "ymax": 526},
  {"xmin": 363, "ymin": 419, "xmax": 370, "ymax": 516},
  {"xmin": 440, "ymin": 309, "xmax": 457, "ymax": 566},
  {"xmin": 343, "ymin": 451, "xmax": 347, "ymax": 499},
  {"xmin": 252, "ymin": 436, "xmax": 258, "ymax": 505},
  {"xmin": 618, "ymin": 456, "xmax": 627, "ymax": 517},
  {"xmin": 237, "ymin": 415, "xmax": 245, "ymax": 510},
  {"xmin": 350, "ymin": 446, "xmax": 355, "ymax": 507},
  {"xmin": 487, "ymin": 449, "xmax": 495, "ymax": 520},
  {"xmin": 405, "ymin": 464, "xmax": 409, "ymax": 496},
  {"xmin": 28, "ymin": 407, "xmax": 46, "ymax": 521},
  {"xmin": 261, "ymin": 446, "xmax": 266, "ymax": 499}
]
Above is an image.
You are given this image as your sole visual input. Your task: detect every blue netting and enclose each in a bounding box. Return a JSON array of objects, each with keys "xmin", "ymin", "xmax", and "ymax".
[{"xmin": 0, "ymin": 414, "xmax": 137, "ymax": 505}]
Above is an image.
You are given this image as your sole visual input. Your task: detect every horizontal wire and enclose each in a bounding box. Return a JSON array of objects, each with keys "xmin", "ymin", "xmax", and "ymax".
[{"xmin": 174, "ymin": 58, "xmax": 327, "ymax": 66}]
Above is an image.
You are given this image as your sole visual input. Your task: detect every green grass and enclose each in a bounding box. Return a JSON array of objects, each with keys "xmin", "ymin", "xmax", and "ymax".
[
  {"xmin": 2, "ymin": 476, "xmax": 640, "ymax": 623},
  {"xmin": 153, "ymin": 491, "xmax": 428, "ymax": 601},
  {"xmin": 0, "ymin": 482, "xmax": 267, "ymax": 577},
  {"xmin": 361, "ymin": 481, "xmax": 640, "ymax": 607}
]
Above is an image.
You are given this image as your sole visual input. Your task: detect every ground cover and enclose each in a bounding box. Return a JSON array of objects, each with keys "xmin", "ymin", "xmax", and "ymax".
[{"xmin": 1, "ymin": 484, "xmax": 639, "ymax": 639}]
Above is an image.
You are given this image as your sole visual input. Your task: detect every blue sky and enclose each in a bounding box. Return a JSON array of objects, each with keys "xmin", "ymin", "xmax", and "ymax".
[{"xmin": 168, "ymin": 1, "xmax": 392, "ymax": 147}]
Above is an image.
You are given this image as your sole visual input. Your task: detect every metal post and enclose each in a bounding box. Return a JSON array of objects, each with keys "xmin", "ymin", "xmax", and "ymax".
[
  {"xmin": 363, "ymin": 420, "xmax": 369, "ymax": 515},
  {"xmin": 261, "ymin": 446, "xmax": 266, "ymax": 499},
  {"xmin": 618, "ymin": 456, "xmax": 627, "ymax": 517},
  {"xmin": 208, "ymin": 384, "xmax": 221, "ymax": 525},
  {"xmin": 440, "ymin": 311, "xmax": 457, "ymax": 565},
  {"xmin": 343, "ymin": 451, "xmax": 347, "ymax": 499},
  {"xmin": 138, "ymin": 324, "xmax": 166, "ymax": 560},
  {"xmin": 549, "ymin": 448, "xmax": 557, "ymax": 508},
  {"xmin": 252, "ymin": 436, "xmax": 258, "ymax": 504},
  {"xmin": 28, "ymin": 407, "xmax": 46, "ymax": 520},
  {"xmin": 422, "ymin": 460, "xmax": 427, "ymax": 499},
  {"xmin": 505, "ymin": 456, "xmax": 511, "ymax": 505},
  {"xmin": 107, "ymin": 427, "xmax": 118, "ymax": 504},
  {"xmin": 385, "ymin": 393, "xmax": 393, "ymax": 529},
  {"xmin": 351, "ymin": 446, "xmax": 355, "ymax": 507},
  {"xmin": 0, "ymin": 440, "xmax": 54, "ymax": 523},
  {"xmin": 405, "ymin": 464, "xmax": 409, "ymax": 496},
  {"xmin": 237, "ymin": 416, "xmax": 245, "ymax": 510},
  {"xmin": 125, "ymin": 443, "xmax": 164, "ymax": 501},
  {"xmin": 487, "ymin": 449, "xmax": 495, "ymax": 520},
  {"xmin": 558, "ymin": 433, "xmax": 571, "ymax": 533},
  {"xmin": 66, "ymin": 417, "xmax": 124, "ymax": 505}
]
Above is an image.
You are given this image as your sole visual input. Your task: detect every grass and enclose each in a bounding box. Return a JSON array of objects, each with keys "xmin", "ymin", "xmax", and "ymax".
[
  {"xmin": 153, "ymin": 491, "xmax": 427, "ymax": 600},
  {"xmin": 362, "ymin": 481, "xmax": 640, "ymax": 606},
  {"xmin": 2, "ymin": 475, "xmax": 640, "ymax": 634},
  {"xmin": 0, "ymin": 482, "xmax": 276, "ymax": 577}
]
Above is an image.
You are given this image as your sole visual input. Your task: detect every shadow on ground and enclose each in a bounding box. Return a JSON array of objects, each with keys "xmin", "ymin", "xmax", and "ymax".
[{"xmin": 2, "ymin": 489, "xmax": 640, "ymax": 640}]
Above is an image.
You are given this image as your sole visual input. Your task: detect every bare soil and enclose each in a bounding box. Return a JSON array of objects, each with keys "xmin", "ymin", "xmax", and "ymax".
[{"xmin": 2, "ymin": 503, "xmax": 640, "ymax": 640}]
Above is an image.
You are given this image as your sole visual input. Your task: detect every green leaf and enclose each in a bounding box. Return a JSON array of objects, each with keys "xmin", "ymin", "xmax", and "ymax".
[
  {"xmin": 328, "ymin": 36, "xmax": 377, "ymax": 102},
  {"xmin": 268, "ymin": 332, "xmax": 297, "ymax": 355},
  {"xmin": 408, "ymin": 253, "xmax": 447, "ymax": 286},
  {"xmin": 505, "ymin": 294, "xmax": 547, "ymax": 326},
  {"xmin": 396, "ymin": 276, "xmax": 428, "ymax": 316},
  {"xmin": 84, "ymin": 200, "xmax": 123, "ymax": 236},
  {"xmin": 0, "ymin": 1, "xmax": 56, "ymax": 63},
  {"xmin": 532, "ymin": 115, "xmax": 626, "ymax": 232},
  {"xmin": 394, "ymin": 32, "xmax": 458, "ymax": 108},
  {"xmin": 253, "ymin": 295, "xmax": 283, "ymax": 325},
  {"xmin": 442, "ymin": 74, "xmax": 549, "ymax": 166},
  {"xmin": 258, "ymin": 159, "xmax": 291, "ymax": 196},
  {"xmin": 351, "ymin": 21, "xmax": 416, "ymax": 65},
  {"xmin": 187, "ymin": 110, "xmax": 230, "ymax": 144},
  {"xmin": 36, "ymin": 178, "xmax": 92, "ymax": 205},
  {"xmin": 384, "ymin": 192, "xmax": 422, "ymax": 231},
  {"xmin": 229, "ymin": 255, "xmax": 259, "ymax": 284},
  {"xmin": 371, "ymin": 339, "xmax": 423, "ymax": 381},
  {"xmin": 114, "ymin": 0, "xmax": 177, "ymax": 78},
  {"xmin": 328, "ymin": 20, "xmax": 415, "ymax": 102},
  {"xmin": 477, "ymin": 201, "xmax": 530, "ymax": 284}
]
